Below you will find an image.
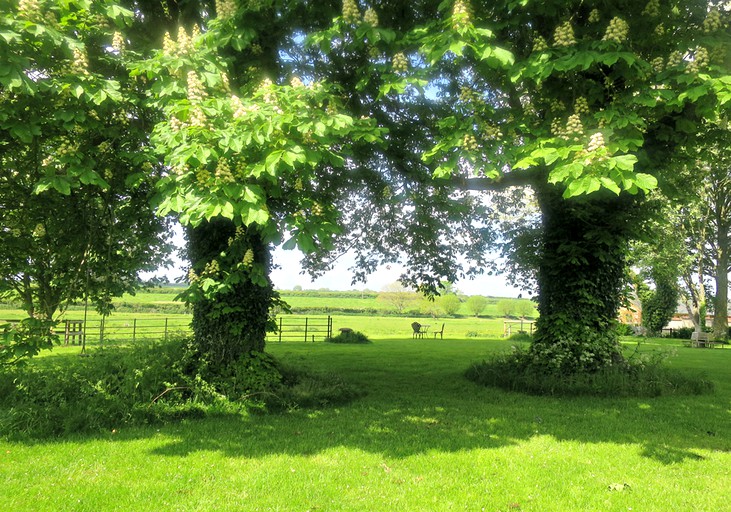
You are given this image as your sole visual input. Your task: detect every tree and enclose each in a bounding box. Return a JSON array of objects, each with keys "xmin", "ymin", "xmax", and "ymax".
[
  {"xmin": 515, "ymin": 300, "xmax": 536, "ymax": 319},
  {"xmin": 466, "ymin": 295, "xmax": 488, "ymax": 316},
  {"xmin": 377, "ymin": 282, "xmax": 418, "ymax": 314},
  {"xmin": 16, "ymin": 0, "xmax": 726, "ymax": 379},
  {"xmin": 640, "ymin": 274, "xmax": 679, "ymax": 336},
  {"xmin": 632, "ymin": 121, "xmax": 730, "ymax": 339},
  {"xmin": 379, "ymin": 0, "xmax": 730, "ymax": 373},
  {"xmin": 439, "ymin": 294, "xmax": 462, "ymax": 316},
  {"xmin": 496, "ymin": 299, "xmax": 516, "ymax": 318},
  {"xmin": 700, "ymin": 124, "xmax": 731, "ymax": 341},
  {"xmin": 0, "ymin": 0, "xmax": 171, "ymax": 323}
]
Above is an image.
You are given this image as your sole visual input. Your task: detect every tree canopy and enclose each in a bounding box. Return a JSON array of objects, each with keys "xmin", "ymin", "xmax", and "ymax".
[{"xmin": 2, "ymin": 0, "xmax": 730, "ymax": 376}]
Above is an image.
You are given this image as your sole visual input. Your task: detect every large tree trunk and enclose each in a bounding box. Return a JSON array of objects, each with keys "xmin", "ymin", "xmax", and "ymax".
[
  {"xmin": 712, "ymin": 226, "xmax": 728, "ymax": 341},
  {"xmin": 530, "ymin": 185, "xmax": 639, "ymax": 373},
  {"xmin": 187, "ymin": 219, "xmax": 274, "ymax": 371}
]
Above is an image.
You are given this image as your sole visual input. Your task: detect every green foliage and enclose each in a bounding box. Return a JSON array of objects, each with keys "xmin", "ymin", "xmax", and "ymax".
[
  {"xmin": 496, "ymin": 299, "xmax": 516, "ymax": 317},
  {"xmin": 465, "ymin": 295, "xmax": 488, "ymax": 316},
  {"xmin": 438, "ymin": 294, "xmax": 461, "ymax": 316},
  {"xmin": 325, "ymin": 330, "xmax": 372, "ymax": 344},
  {"xmin": 0, "ymin": 318, "xmax": 57, "ymax": 366},
  {"xmin": 466, "ymin": 347, "xmax": 714, "ymax": 397},
  {"xmin": 666, "ymin": 326, "xmax": 695, "ymax": 339},
  {"xmin": 276, "ymin": 365, "xmax": 364, "ymax": 409},
  {"xmin": 507, "ymin": 331, "xmax": 533, "ymax": 343},
  {"xmin": 0, "ymin": 336, "xmax": 361, "ymax": 438},
  {"xmin": 640, "ymin": 278, "xmax": 679, "ymax": 336},
  {"xmin": 0, "ymin": 0, "xmax": 171, "ymax": 321},
  {"xmin": 615, "ymin": 323, "xmax": 635, "ymax": 337}
]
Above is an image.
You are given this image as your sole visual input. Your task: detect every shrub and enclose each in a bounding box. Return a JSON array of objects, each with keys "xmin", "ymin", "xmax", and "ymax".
[
  {"xmin": 0, "ymin": 336, "xmax": 361, "ymax": 438},
  {"xmin": 615, "ymin": 323, "xmax": 635, "ymax": 336},
  {"xmin": 465, "ymin": 347, "xmax": 714, "ymax": 397},
  {"xmin": 325, "ymin": 330, "xmax": 372, "ymax": 344},
  {"xmin": 507, "ymin": 331, "xmax": 533, "ymax": 343},
  {"xmin": 666, "ymin": 327, "xmax": 694, "ymax": 339}
]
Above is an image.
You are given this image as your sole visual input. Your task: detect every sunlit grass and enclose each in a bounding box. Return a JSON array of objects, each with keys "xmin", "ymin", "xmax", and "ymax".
[{"xmin": 1, "ymin": 337, "xmax": 729, "ymax": 511}]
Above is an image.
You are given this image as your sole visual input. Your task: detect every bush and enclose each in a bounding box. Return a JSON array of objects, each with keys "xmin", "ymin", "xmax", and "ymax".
[
  {"xmin": 465, "ymin": 347, "xmax": 714, "ymax": 397},
  {"xmin": 0, "ymin": 336, "xmax": 362, "ymax": 438},
  {"xmin": 666, "ymin": 327, "xmax": 694, "ymax": 339},
  {"xmin": 615, "ymin": 323, "xmax": 635, "ymax": 336},
  {"xmin": 325, "ymin": 330, "xmax": 372, "ymax": 344}
]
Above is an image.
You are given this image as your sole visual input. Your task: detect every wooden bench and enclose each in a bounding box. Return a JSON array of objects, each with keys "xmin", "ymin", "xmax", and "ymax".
[{"xmin": 690, "ymin": 331, "xmax": 716, "ymax": 348}]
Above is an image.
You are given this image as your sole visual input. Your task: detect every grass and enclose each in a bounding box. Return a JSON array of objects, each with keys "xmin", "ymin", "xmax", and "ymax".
[
  {"xmin": 1, "ymin": 336, "xmax": 729, "ymax": 511},
  {"xmin": 90, "ymin": 288, "xmax": 538, "ymax": 318}
]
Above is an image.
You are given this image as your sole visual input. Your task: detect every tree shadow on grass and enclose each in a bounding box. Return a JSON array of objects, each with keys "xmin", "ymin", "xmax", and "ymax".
[
  {"xmin": 6, "ymin": 339, "xmax": 730, "ymax": 467},
  {"xmin": 142, "ymin": 342, "xmax": 731, "ymax": 466}
]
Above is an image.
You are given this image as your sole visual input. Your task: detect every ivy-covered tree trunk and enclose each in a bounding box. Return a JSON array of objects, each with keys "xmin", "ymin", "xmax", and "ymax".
[
  {"xmin": 530, "ymin": 184, "xmax": 639, "ymax": 373},
  {"xmin": 186, "ymin": 219, "xmax": 274, "ymax": 371}
]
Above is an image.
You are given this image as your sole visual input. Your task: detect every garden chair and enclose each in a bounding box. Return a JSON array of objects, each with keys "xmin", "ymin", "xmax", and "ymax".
[
  {"xmin": 433, "ymin": 323, "xmax": 445, "ymax": 339},
  {"xmin": 411, "ymin": 322, "xmax": 424, "ymax": 339}
]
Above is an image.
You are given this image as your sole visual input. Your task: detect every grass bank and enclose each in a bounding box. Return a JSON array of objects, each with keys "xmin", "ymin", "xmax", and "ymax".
[{"xmin": 1, "ymin": 337, "xmax": 728, "ymax": 511}]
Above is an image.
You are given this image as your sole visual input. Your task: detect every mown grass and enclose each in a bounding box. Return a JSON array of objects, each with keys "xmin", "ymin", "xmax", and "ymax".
[{"xmin": 1, "ymin": 337, "xmax": 729, "ymax": 511}]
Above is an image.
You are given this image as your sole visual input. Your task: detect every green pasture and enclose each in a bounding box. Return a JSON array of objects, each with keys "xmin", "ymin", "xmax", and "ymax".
[
  {"xmin": 1, "ymin": 337, "xmax": 729, "ymax": 511},
  {"xmin": 108, "ymin": 288, "xmax": 537, "ymax": 318}
]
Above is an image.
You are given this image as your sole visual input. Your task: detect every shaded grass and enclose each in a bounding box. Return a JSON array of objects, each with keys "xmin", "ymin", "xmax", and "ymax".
[
  {"xmin": 465, "ymin": 344, "xmax": 715, "ymax": 397},
  {"xmin": 1, "ymin": 337, "xmax": 729, "ymax": 511}
]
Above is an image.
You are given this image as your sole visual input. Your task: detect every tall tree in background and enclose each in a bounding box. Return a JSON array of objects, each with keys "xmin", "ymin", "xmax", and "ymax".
[{"xmin": 701, "ymin": 123, "xmax": 731, "ymax": 341}]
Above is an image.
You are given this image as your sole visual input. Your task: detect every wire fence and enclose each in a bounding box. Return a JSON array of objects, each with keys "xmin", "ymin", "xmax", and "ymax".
[
  {"xmin": 49, "ymin": 315, "xmax": 334, "ymax": 345},
  {"xmin": 58, "ymin": 317, "xmax": 193, "ymax": 345},
  {"xmin": 266, "ymin": 316, "xmax": 333, "ymax": 343}
]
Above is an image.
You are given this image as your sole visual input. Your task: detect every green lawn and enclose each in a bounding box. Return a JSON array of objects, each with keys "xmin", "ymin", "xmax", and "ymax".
[{"xmin": 1, "ymin": 337, "xmax": 728, "ymax": 511}]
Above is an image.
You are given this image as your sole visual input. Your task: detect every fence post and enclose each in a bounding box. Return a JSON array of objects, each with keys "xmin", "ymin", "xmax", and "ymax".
[
  {"xmin": 133, "ymin": 318, "xmax": 137, "ymax": 343},
  {"xmin": 304, "ymin": 317, "xmax": 308, "ymax": 342},
  {"xmin": 164, "ymin": 318, "xmax": 168, "ymax": 342},
  {"xmin": 278, "ymin": 317, "xmax": 282, "ymax": 343},
  {"xmin": 327, "ymin": 316, "xmax": 332, "ymax": 338}
]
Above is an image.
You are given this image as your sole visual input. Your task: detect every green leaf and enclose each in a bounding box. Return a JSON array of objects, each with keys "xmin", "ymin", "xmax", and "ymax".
[
  {"xmin": 50, "ymin": 177, "xmax": 71, "ymax": 195},
  {"xmin": 513, "ymin": 156, "xmax": 537, "ymax": 169},
  {"xmin": 633, "ymin": 173, "xmax": 657, "ymax": 191},
  {"xmin": 599, "ymin": 177, "xmax": 621, "ymax": 195},
  {"xmin": 491, "ymin": 47, "xmax": 515, "ymax": 66},
  {"xmin": 612, "ymin": 154, "xmax": 637, "ymax": 172},
  {"xmin": 282, "ymin": 237, "xmax": 297, "ymax": 250},
  {"xmin": 449, "ymin": 40, "xmax": 465, "ymax": 56}
]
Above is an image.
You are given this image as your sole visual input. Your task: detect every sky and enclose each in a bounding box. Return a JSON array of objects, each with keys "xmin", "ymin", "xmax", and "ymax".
[{"xmin": 150, "ymin": 223, "xmax": 523, "ymax": 297}]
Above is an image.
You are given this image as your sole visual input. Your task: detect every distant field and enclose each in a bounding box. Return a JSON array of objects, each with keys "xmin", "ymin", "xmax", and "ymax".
[
  {"xmin": 113, "ymin": 288, "xmax": 537, "ymax": 318},
  {"xmin": 1, "ymin": 288, "xmax": 536, "ymax": 345}
]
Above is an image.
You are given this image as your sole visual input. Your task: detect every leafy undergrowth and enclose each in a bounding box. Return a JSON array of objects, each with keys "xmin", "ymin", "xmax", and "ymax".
[
  {"xmin": 465, "ymin": 346, "xmax": 715, "ymax": 397},
  {"xmin": 0, "ymin": 337, "xmax": 361, "ymax": 439}
]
